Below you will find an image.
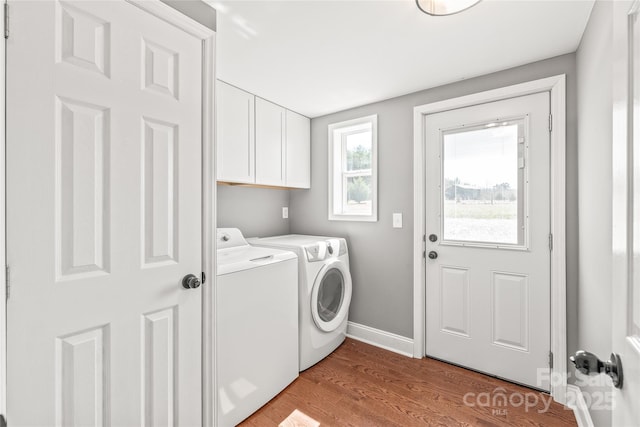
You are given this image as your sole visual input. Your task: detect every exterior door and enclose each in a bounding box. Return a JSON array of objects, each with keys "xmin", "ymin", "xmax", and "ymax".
[
  {"xmin": 6, "ymin": 1, "xmax": 203, "ymax": 425},
  {"xmin": 425, "ymin": 93, "xmax": 551, "ymax": 390},
  {"xmin": 612, "ymin": 1, "xmax": 640, "ymax": 423}
]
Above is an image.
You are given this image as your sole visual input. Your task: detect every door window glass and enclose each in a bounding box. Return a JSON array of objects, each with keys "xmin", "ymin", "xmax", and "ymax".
[
  {"xmin": 442, "ymin": 119, "xmax": 526, "ymax": 246},
  {"xmin": 317, "ymin": 268, "xmax": 345, "ymax": 322}
]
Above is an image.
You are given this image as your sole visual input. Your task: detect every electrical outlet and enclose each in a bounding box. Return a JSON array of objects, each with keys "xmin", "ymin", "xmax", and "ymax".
[
  {"xmin": 393, "ymin": 213, "xmax": 403, "ymax": 228},
  {"xmin": 282, "ymin": 207, "xmax": 289, "ymax": 219}
]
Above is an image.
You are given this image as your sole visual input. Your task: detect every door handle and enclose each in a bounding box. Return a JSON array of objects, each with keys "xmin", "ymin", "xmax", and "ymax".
[
  {"xmin": 182, "ymin": 274, "xmax": 201, "ymax": 289},
  {"xmin": 428, "ymin": 251, "xmax": 438, "ymax": 260},
  {"xmin": 570, "ymin": 350, "xmax": 623, "ymax": 388}
]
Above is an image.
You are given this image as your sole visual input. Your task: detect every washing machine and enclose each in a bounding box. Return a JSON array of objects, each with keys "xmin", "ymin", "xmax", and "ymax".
[
  {"xmin": 249, "ymin": 235, "xmax": 352, "ymax": 371},
  {"xmin": 216, "ymin": 228, "xmax": 299, "ymax": 427}
]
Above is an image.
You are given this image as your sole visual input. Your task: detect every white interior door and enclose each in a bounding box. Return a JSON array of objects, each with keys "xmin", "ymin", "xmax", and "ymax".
[
  {"xmin": 425, "ymin": 93, "xmax": 551, "ymax": 390},
  {"xmin": 612, "ymin": 1, "xmax": 640, "ymax": 424},
  {"xmin": 6, "ymin": 1, "xmax": 204, "ymax": 425}
]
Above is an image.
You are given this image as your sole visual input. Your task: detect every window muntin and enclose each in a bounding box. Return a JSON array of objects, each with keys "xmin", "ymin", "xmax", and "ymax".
[
  {"xmin": 328, "ymin": 115, "xmax": 377, "ymax": 221},
  {"xmin": 441, "ymin": 118, "xmax": 526, "ymax": 247}
]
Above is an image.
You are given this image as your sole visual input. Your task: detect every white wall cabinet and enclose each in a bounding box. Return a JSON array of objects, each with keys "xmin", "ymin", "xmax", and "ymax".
[
  {"xmin": 255, "ymin": 97, "xmax": 286, "ymax": 186},
  {"xmin": 216, "ymin": 81, "xmax": 255, "ymax": 183},
  {"xmin": 285, "ymin": 110, "xmax": 311, "ymax": 188},
  {"xmin": 216, "ymin": 80, "xmax": 310, "ymax": 188}
]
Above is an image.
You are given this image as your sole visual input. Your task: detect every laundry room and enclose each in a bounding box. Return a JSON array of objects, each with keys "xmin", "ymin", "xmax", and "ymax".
[
  {"xmin": 1, "ymin": 0, "xmax": 637, "ymax": 426},
  {"xmin": 213, "ymin": 0, "xmax": 631, "ymax": 425}
]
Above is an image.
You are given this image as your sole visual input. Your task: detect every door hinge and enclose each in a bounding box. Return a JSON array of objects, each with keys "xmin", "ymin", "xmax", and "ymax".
[
  {"xmin": 549, "ymin": 351, "xmax": 554, "ymax": 368},
  {"xmin": 548, "ymin": 233, "xmax": 553, "ymax": 251},
  {"xmin": 4, "ymin": 2, "xmax": 8, "ymax": 39},
  {"xmin": 548, "ymin": 114, "xmax": 553, "ymax": 132},
  {"xmin": 5, "ymin": 266, "xmax": 9, "ymax": 299}
]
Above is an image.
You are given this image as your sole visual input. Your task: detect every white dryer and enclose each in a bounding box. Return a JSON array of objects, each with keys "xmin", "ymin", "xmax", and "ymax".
[{"xmin": 249, "ymin": 235, "xmax": 352, "ymax": 371}]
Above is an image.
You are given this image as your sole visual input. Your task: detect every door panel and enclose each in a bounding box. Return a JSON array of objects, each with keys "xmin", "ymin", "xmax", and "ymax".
[
  {"xmin": 56, "ymin": 325, "xmax": 109, "ymax": 427},
  {"xmin": 491, "ymin": 272, "xmax": 529, "ymax": 351},
  {"xmin": 425, "ymin": 92, "xmax": 550, "ymax": 390},
  {"xmin": 439, "ymin": 266, "xmax": 470, "ymax": 336},
  {"xmin": 142, "ymin": 306, "xmax": 178, "ymax": 426},
  {"xmin": 142, "ymin": 118, "xmax": 179, "ymax": 267},
  {"xmin": 56, "ymin": 97, "xmax": 110, "ymax": 280},
  {"xmin": 6, "ymin": 2, "xmax": 203, "ymax": 425}
]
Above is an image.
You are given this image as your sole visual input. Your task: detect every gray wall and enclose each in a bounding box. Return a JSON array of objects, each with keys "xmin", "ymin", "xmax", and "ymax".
[
  {"xmin": 217, "ymin": 185, "xmax": 290, "ymax": 237},
  {"xmin": 161, "ymin": 0, "xmax": 216, "ymax": 31},
  {"xmin": 290, "ymin": 54, "xmax": 579, "ymax": 347},
  {"xmin": 576, "ymin": 2, "xmax": 613, "ymax": 425}
]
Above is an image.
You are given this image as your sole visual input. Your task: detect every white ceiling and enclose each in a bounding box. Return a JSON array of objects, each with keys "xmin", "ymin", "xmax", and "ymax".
[{"xmin": 210, "ymin": 0, "xmax": 594, "ymax": 118}]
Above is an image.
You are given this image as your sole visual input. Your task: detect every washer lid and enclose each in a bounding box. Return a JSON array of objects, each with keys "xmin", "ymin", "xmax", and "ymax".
[{"xmin": 217, "ymin": 246, "xmax": 297, "ymax": 276}]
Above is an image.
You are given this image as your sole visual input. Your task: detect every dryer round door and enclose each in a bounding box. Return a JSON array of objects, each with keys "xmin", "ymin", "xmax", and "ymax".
[{"xmin": 310, "ymin": 259, "xmax": 352, "ymax": 332}]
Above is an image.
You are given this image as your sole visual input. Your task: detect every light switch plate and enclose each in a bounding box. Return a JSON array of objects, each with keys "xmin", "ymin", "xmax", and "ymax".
[
  {"xmin": 282, "ymin": 207, "xmax": 289, "ymax": 219},
  {"xmin": 393, "ymin": 213, "xmax": 403, "ymax": 228}
]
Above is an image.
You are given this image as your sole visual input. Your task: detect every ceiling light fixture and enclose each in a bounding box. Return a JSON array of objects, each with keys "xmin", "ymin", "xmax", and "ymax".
[{"xmin": 416, "ymin": 0, "xmax": 482, "ymax": 16}]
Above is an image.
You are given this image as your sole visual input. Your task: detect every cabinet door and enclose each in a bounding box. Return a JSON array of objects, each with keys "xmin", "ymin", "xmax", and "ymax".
[
  {"xmin": 255, "ymin": 98, "xmax": 286, "ymax": 186},
  {"xmin": 285, "ymin": 110, "xmax": 311, "ymax": 188},
  {"xmin": 217, "ymin": 81, "xmax": 255, "ymax": 183}
]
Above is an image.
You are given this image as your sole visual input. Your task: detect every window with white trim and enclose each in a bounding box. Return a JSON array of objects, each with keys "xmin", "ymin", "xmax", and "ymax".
[{"xmin": 328, "ymin": 115, "xmax": 378, "ymax": 221}]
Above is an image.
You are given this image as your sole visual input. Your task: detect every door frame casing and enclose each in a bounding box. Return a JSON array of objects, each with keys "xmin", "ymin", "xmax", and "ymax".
[
  {"xmin": 412, "ymin": 74, "xmax": 567, "ymax": 404},
  {"xmin": 0, "ymin": 1, "xmax": 217, "ymax": 424},
  {"xmin": 0, "ymin": 1, "xmax": 6, "ymax": 421}
]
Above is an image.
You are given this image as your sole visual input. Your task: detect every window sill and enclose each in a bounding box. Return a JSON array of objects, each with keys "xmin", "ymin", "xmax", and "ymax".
[{"xmin": 328, "ymin": 214, "xmax": 378, "ymax": 222}]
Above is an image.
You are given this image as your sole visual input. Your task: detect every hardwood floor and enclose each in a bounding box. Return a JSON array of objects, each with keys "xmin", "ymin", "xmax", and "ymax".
[{"xmin": 240, "ymin": 338, "xmax": 577, "ymax": 427}]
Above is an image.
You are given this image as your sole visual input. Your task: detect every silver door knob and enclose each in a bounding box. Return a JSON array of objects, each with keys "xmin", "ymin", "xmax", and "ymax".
[
  {"xmin": 182, "ymin": 274, "xmax": 201, "ymax": 289},
  {"xmin": 428, "ymin": 251, "xmax": 438, "ymax": 260},
  {"xmin": 570, "ymin": 350, "xmax": 623, "ymax": 389}
]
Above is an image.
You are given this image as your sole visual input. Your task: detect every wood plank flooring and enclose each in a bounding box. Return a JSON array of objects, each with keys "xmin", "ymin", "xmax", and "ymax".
[{"xmin": 240, "ymin": 338, "xmax": 577, "ymax": 427}]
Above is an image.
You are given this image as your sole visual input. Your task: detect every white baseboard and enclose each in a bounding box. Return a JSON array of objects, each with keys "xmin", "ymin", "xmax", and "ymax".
[
  {"xmin": 566, "ymin": 385, "xmax": 594, "ymax": 427},
  {"xmin": 346, "ymin": 321, "xmax": 414, "ymax": 357}
]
